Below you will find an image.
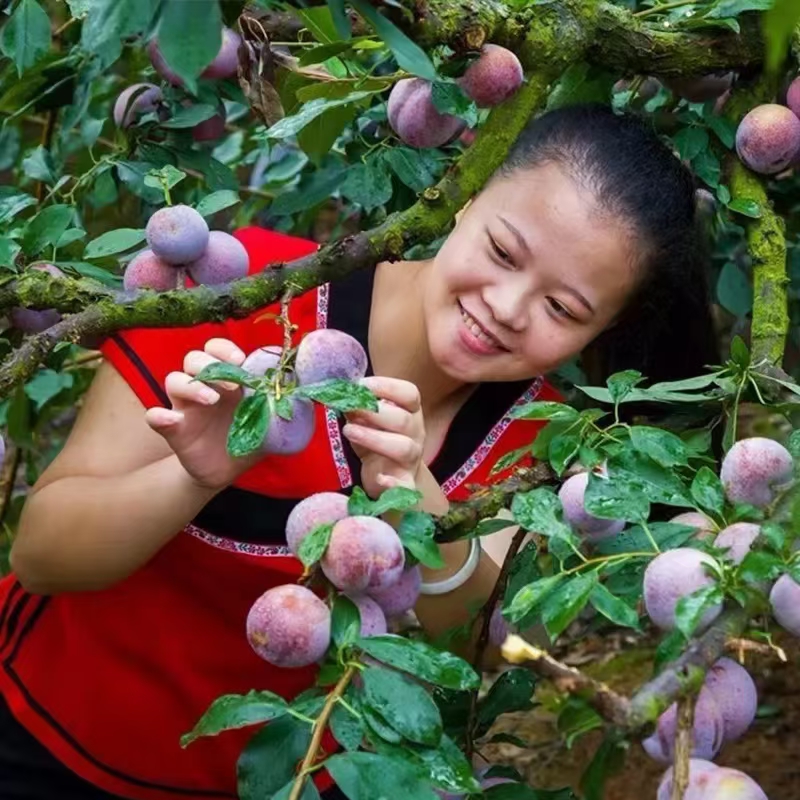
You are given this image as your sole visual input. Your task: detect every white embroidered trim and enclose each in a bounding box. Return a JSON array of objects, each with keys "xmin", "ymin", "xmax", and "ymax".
[
  {"xmin": 316, "ymin": 282, "xmax": 353, "ymax": 489},
  {"xmin": 440, "ymin": 376, "xmax": 545, "ymax": 496},
  {"xmin": 185, "ymin": 523, "xmax": 291, "ymax": 557}
]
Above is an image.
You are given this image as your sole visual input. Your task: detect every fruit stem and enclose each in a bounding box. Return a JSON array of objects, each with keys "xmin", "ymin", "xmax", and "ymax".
[
  {"xmin": 670, "ymin": 693, "xmax": 695, "ymax": 800},
  {"xmin": 287, "ymin": 663, "xmax": 357, "ymax": 800}
]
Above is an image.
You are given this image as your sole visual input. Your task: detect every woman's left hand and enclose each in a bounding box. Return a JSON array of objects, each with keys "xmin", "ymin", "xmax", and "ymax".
[{"xmin": 342, "ymin": 376, "xmax": 425, "ymax": 499}]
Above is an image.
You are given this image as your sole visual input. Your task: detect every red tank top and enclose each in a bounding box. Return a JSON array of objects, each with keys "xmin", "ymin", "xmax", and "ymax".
[{"xmin": 0, "ymin": 227, "xmax": 561, "ymax": 800}]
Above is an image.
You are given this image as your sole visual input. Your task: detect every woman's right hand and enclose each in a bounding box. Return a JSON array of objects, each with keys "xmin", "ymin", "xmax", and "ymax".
[{"xmin": 144, "ymin": 337, "xmax": 262, "ymax": 490}]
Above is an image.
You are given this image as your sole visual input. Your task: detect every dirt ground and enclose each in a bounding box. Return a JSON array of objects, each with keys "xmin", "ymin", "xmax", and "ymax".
[{"xmin": 482, "ymin": 628, "xmax": 800, "ymax": 799}]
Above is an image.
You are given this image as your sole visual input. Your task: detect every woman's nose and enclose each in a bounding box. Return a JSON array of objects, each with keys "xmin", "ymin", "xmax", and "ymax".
[{"xmin": 482, "ymin": 280, "xmax": 528, "ymax": 332}]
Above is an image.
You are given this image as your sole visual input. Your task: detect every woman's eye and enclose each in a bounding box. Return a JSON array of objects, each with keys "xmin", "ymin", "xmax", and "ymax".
[
  {"xmin": 489, "ymin": 236, "xmax": 512, "ymax": 265},
  {"xmin": 547, "ymin": 298, "xmax": 573, "ymax": 319}
]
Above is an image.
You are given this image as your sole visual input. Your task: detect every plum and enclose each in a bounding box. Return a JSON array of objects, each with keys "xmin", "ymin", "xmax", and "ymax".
[
  {"xmin": 643, "ymin": 548, "xmax": 722, "ymax": 632},
  {"xmin": 200, "ymin": 27, "xmax": 241, "ymax": 80},
  {"xmin": 457, "ymin": 45, "xmax": 523, "ymax": 108},
  {"xmin": 787, "ymin": 76, "xmax": 800, "ymax": 119},
  {"xmin": 720, "ymin": 437, "xmax": 793, "ymax": 508},
  {"xmin": 147, "ymin": 39, "xmax": 184, "ymax": 86},
  {"xmin": 703, "ymin": 657, "xmax": 758, "ymax": 742},
  {"xmin": 263, "ymin": 396, "xmax": 316, "ymax": 456},
  {"xmin": 246, "ymin": 583, "xmax": 331, "ymax": 668},
  {"xmin": 285, "ymin": 492, "xmax": 350, "ymax": 555},
  {"xmin": 368, "ymin": 566, "xmax": 421, "ymax": 617},
  {"xmin": 387, "ymin": 78, "xmax": 466, "ymax": 149},
  {"xmin": 656, "ymin": 759, "xmax": 720, "ymax": 800},
  {"xmin": 145, "ymin": 205, "xmax": 209, "ymax": 265},
  {"xmin": 347, "ymin": 594, "xmax": 387, "ymax": 637},
  {"xmin": 558, "ymin": 471, "xmax": 625, "ymax": 542},
  {"xmin": 187, "ymin": 231, "xmax": 249, "ymax": 286},
  {"xmin": 191, "ymin": 101, "xmax": 226, "ymax": 142},
  {"xmin": 670, "ymin": 511, "xmax": 716, "ymax": 540},
  {"xmin": 700, "ymin": 767, "xmax": 768, "ymax": 799},
  {"xmin": 295, "ymin": 329, "xmax": 368, "ymax": 386},
  {"xmin": 322, "ymin": 516, "xmax": 405, "ymax": 593},
  {"xmin": 736, "ymin": 104, "xmax": 800, "ymax": 175},
  {"xmin": 113, "ymin": 83, "xmax": 162, "ymax": 128},
  {"xmin": 123, "ymin": 249, "xmax": 180, "ymax": 292},
  {"xmin": 714, "ymin": 522, "xmax": 760, "ymax": 565},
  {"xmin": 769, "ymin": 573, "xmax": 800, "ymax": 636},
  {"xmin": 664, "ymin": 72, "xmax": 734, "ymax": 102},
  {"xmin": 642, "ymin": 686, "xmax": 724, "ymax": 763},
  {"xmin": 0, "ymin": 436, "xmax": 4, "ymax": 473},
  {"xmin": 489, "ymin": 607, "xmax": 511, "ymax": 647},
  {"xmin": 10, "ymin": 264, "xmax": 64, "ymax": 332}
]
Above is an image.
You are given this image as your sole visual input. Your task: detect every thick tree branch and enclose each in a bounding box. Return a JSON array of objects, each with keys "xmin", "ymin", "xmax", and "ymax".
[{"xmin": 0, "ymin": 73, "xmax": 555, "ymax": 399}]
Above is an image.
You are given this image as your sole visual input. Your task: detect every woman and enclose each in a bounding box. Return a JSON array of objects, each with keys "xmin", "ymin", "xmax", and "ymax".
[{"xmin": 0, "ymin": 103, "xmax": 718, "ymax": 799}]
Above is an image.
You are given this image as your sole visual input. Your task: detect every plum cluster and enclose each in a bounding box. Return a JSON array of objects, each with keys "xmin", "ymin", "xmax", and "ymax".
[
  {"xmin": 246, "ymin": 490, "xmax": 422, "ymax": 669},
  {"xmin": 387, "ymin": 45, "xmax": 523, "ymax": 149},
  {"xmin": 124, "ymin": 205, "xmax": 249, "ymax": 291},
  {"xmin": 113, "ymin": 25, "xmax": 240, "ymax": 141}
]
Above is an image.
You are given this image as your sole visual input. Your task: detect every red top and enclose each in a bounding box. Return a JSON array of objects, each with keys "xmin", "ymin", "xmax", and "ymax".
[{"xmin": 0, "ymin": 227, "xmax": 561, "ymax": 800}]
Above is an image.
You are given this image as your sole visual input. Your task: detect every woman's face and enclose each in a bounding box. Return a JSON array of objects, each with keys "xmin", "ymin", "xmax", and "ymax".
[{"xmin": 423, "ymin": 162, "xmax": 641, "ymax": 384}]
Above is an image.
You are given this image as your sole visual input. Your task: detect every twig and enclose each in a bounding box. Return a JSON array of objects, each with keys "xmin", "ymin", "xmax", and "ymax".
[
  {"xmin": 288, "ymin": 664, "xmax": 357, "ymax": 800},
  {"xmin": 0, "ymin": 442, "xmax": 20, "ymax": 530},
  {"xmin": 633, "ymin": 0, "xmax": 696, "ymax": 19},
  {"xmin": 36, "ymin": 111, "xmax": 57, "ymax": 202},
  {"xmin": 465, "ymin": 525, "xmax": 527, "ymax": 758},
  {"xmin": 671, "ymin": 694, "xmax": 695, "ymax": 800}
]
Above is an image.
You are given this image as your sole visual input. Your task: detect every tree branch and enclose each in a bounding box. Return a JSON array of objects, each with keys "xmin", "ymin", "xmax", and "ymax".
[{"xmin": 671, "ymin": 695, "xmax": 695, "ymax": 800}]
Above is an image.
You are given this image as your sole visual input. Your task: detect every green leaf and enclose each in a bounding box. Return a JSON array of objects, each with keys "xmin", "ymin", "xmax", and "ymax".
[
  {"xmin": 691, "ymin": 467, "xmax": 725, "ymax": 516},
  {"xmin": 430, "ymin": 81, "xmax": 478, "ymax": 126},
  {"xmin": 0, "ymin": 0, "xmax": 51, "ymax": 77},
  {"xmin": 271, "ymin": 779, "xmax": 321, "ymax": 800},
  {"xmin": 341, "ymin": 157, "xmax": 393, "ymax": 210},
  {"xmin": 398, "ymin": 511, "xmax": 445, "ymax": 569},
  {"xmin": 161, "ymin": 104, "xmax": 218, "ymax": 129},
  {"xmin": 505, "ymin": 574, "xmax": 564, "ymax": 626},
  {"xmin": 402, "ymin": 735, "xmax": 481, "ymax": 795},
  {"xmin": 510, "ymin": 401, "xmax": 579, "ymax": 422},
  {"xmin": 296, "ymin": 6, "xmax": 338, "ymax": 42},
  {"xmin": 727, "ymin": 198, "xmax": 762, "ymax": 218},
  {"xmin": 594, "ymin": 521, "xmax": 696, "ymax": 555},
  {"xmin": 760, "ymin": 521, "xmax": 786, "ymax": 553},
  {"xmin": 580, "ymin": 734, "xmax": 627, "ymax": 800},
  {"xmin": 589, "ymin": 583, "xmax": 640, "ymax": 630},
  {"xmin": 227, "ymin": 393, "xmax": 270, "ymax": 458},
  {"xmin": 548, "ymin": 430, "xmax": 581, "ymax": 476},
  {"xmin": 654, "ymin": 628, "xmax": 687, "ymax": 673},
  {"xmin": 297, "ymin": 523, "xmax": 334, "ymax": 568},
  {"xmin": 195, "ymin": 190, "xmax": 241, "ymax": 218},
  {"xmin": 672, "ymin": 127, "xmax": 709, "ymax": 161},
  {"xmin": 764, "ymin": 0, "xmax": 800, "ymax": 72},
  {"xmin": 584, "ymin": 470, "xmax": 649, "ymax": 524},
  {"xmin": 0, "ymin": 188, "xmax": 37, "ymax": 224},
  {"xmin": 629, "ymin": 426, "xmax": 689, "ymax": 468},
  {"xmin": 326, "ymin": 0, "xmax": 352, "ymax": 38},
  {"xmin": 84, "ymin": 228, "xmax": 146, "ymax": 259},
  {"xmin": 297, "ymin": 103, "xmax": 358, "ymax": 162},
  {"xmin": 270, "ymin": 165, "xmax": 347, "ymax": 215},
  {"xmin": 361, "ymin": 665, "xmax": 443, "ymax": 746},
  {"xmin": 607, "ymin": 370, "xmax": 643, "ymax": 405},
  {"xmin": 489, "ymin": 445, "xmax": 533, "ymax": 476},
  {"xmin": 296, "ymin": 379, "xmax": 378, "ymax": 413},
  {"xmin": 154, "ymin": 0, "xmax": 223, "ymax": 92},
  {"xmin": 181, "ymin": 690, "xmax": 289, "ymax": 747},
  {"xmin": 674, "ymin": 584, "xmax": 723, "ymax": 638},
  {"xmin": 194, "ymin": 362, "xmax": 254, "ymax": 386},
  {"xmin": 326, "ymin": 752, "xmax": 439, "ymax": 800},
  {"xmin": 704, "ymin": 0, "xmax": 771, "ymax": 18},
  {"xmin": 717, "ymin": 261, "xmax": 753, "ymax": 317},
  {"xmin": 513, "ymin": 487, "xmax": 580, "ymax": 561},
  {"xmin": 384, "ymin": 148, "xmax": 435, "ymax": 192},
  {"xmin": 21, "ymin": 205, "xmax": 75, "ymax": 256},
  {"xmin": 557, "ymin": 696, "xmax": 603, "ymax": 747},
  {"xmin": 692, "ymin": 148, "xmax": 721, "ymax": 189},
  {"xmin": 265, "ymin": 92, "xmax": 373, "ymax": 140},
  {"xmin": 546, "ymin": 62, "xmax": 615, "ymax": 111},
  {"xmin": 331, "ymin": 593, "xmax": 361, "ymax": 648},
  {"xmin": 348, "ymin": 0, "xmax": 437, "ymax": 81},
  {"xmin": 6, "ymin": 385, "xmax": 31, "ymax": 447},
  {"xmin": 356, "ymin": 635, "xmax": 480, "ymax": 690},
  {"xmin": 737, "ymin": 550, "xmax": 783, "ymax": 584},
  {"xmin": 237, "ymin": 715, "xmax": 312, "ymax": 800},
  {"xmin": 80, "ymin": 0, "xmax": 158, "ymax": 66},
  {"xmin": 330, "ymin": 696, "xmax": 365, "ymax": 752},
  {"xmin": 541, "ymin": 573, "xmax": 597, "ymax": 639},
  {"xmin": 346, "ymin": 487, "xmax": 372, "ymax": 517},
  {"xmin": 361, "ymin": 703, "xmax": 404, "ymax": 743},
  {"xmin": 601, "ymin": 450, "xmax": 692, "ymax": 509},
  {"xmin": 143, "ymin": 165, "xmax": 187, "ymax": 192},
  {"xmin": 477, "ymin": 668, "xmax": 537, "ymax": 733},
  {"xmin": 706, "ymin": 113, "xmax": 737, "ymax": 149},
  {"xmin": 24, "ymin": 369, "xmax": 73, "ymax": 411}
]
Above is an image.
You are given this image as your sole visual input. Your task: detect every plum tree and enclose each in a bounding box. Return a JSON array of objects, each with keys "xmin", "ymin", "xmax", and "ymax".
[
  {"xmin": 714, "ymin": 522, "xmax": 761, "ymax": 564},
  {"xmin": 735, "ymin": 104, "xmax": 800, "ymax": 175},
  {"xmin": 457, "ymin": 44, "xmax": 524, "ymax": 107},
  {"xmin": 200, "ymin": 27, "xmax": 241, "ymax": 79},
  {"xmin": 263, "ymin": 396, "xmax": 316, "ymax": 455},
  {"xmin": 145, "ymin": 205, "xmax": 209, "ymax": 265},
  {"xmin": 367, "ymin": 566, "xmax": 421, "ymax": 617},
  {"xmin": 656, "ymin": 760, "xmax": 721, "ymax": 800},
  {"xmin": 387, "ymin": 78, "xmax": 466, "ymax": 148},
  {"xmin": 246, "ymin": 584, "xmax": 331, "ymax": 668},
  {"xmin": 10, "ymin": 264, "xmax": 64, "ymax": 332},
  {"xmin": 643, "ymin": 548, "xmax": 722, "ymax": 631},
  {"xmin": 703, "ymin": 657, "xmax": 758, "ymax": 742},
  {"xmin": 664, "ymin": 71, "xmax": 734, "ymax": 102},
  {"xmin": 769, "ymin": 573, "xmax": 800, "ymax": 636},
  {"xmin": 113, "ymin": 83, "xmax": 162, "ymax": 128},
  {"xmin": 669, "ymin": 511, "xmax": 716, "ymax": 539},
  {"xmin": 285, "ymin": 492, "xmax": 350, "ymax": 555},
  {"xmin": 123, "ymin": 249, "xmax": 180, "ymax": 291},
  {"xmin": 347, "ymin": 594, "xmax": 388, "ymax": 637},
  {"xmin": 295, "ymin": 329, "xmax": 369, "ymax": 386},
  {"xmin": 558, "ymin": 471, "xmax": 625, "ymax": 541},
  {"xmin": 642, "ymin": 686, "xmax": 724, "ymax": 763},
  {"xmin": 720, "ymin": 437, "xmax": 793, "ymax": 507},
  {"xmin": 321, "ymin": 516, "xmax": 405, "ymax": 592},
  {"xmin": 187, "ymin": 231, "xmax": 249, "ymax": 286}
]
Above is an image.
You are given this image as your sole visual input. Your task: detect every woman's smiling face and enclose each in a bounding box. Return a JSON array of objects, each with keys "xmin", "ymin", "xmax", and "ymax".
[{"xmin": 423, "ymin": 161, "xmax": 641, "ymax": 384}]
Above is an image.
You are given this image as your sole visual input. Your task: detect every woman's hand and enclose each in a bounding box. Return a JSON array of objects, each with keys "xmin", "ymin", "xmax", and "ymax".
[
  {"xmin": 342, "ymin": 376, "xmax": 425, "ymax": 499},
  {"xmin": 144, "ymin": 338, "xmax": 262, "ymax": 490}
]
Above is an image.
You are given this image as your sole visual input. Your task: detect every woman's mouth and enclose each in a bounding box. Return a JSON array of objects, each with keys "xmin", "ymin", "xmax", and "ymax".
[{"xmin": 458, "ymin": 302, "xmax": 507, "ymax": 355}]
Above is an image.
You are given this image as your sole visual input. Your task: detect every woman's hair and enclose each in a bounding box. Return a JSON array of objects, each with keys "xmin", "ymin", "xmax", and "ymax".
[{"xmin": 496, "ymin": 102, "xmax": 720, "ymax": 389}]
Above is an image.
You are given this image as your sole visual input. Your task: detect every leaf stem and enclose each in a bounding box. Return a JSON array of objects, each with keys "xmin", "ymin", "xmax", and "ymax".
[
  {"xmin": 633, "ymin": 0, "xmax": 696, "ymax": 19},
  {"xmin": 287, "ymin": 664, "xmax": 357, "ymax": 800},
  {"xmin": 641, "ymin": 521, "xmax": 661, "ymax": 554}
]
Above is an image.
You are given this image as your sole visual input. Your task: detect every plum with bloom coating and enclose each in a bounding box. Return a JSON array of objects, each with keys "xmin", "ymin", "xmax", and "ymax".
[
  {"xmin": 387, "ymin": 78, "xmax": 465, "ymax": 148},
  {"xmin": 187, "ymin": 231, "xmax": 249, "ymax": 286},
  {"xmin": 720, "ymin": 437, "xmax": 793, "ymax": 508},
  {"xmin": 285, "ymin": 492, "xmax": 350, "ymax": 555},
  {"xmin": 295, "ymin": 329, "xmax": 368, "ymax": 386},
  {"xmin": 145, "ymin": 205, "xmax": 209, "ymax": 265}
]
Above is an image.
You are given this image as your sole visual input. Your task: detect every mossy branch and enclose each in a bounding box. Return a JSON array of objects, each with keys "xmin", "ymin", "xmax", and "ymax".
[{"xmin": 0, "ymin": 74, "xmax": 554, "ymax": 400}]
